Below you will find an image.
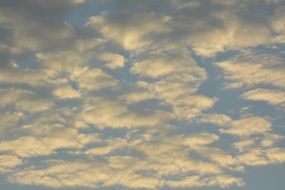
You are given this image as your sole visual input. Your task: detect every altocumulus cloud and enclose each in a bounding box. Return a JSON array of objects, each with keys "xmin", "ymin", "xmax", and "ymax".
[{"xmin": 0, "ymin": 0, "xmax": 285, "ymax": 189}]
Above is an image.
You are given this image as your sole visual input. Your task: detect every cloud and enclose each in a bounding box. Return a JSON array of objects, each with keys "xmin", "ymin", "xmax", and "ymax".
[
  {"xmin": 0, "ymin": 89, "xmax": 53, "ymax": 113},
  {"xmin": 197, "ymin": 113, "xmax": 233, "ymax": 126},
  {"xmin": 0, "ymin": 112, "xmax": 23, "ymax": 133},
  {"xmin": 196, "ymin": 147, "xmax": 239, "ymax": 169},
  {"xmin": 9, "ymin": 159, "xmax": 163, "ymax": 189},
  {"xmin": 266, "ymin": 148, "xmax": 285, "ymax": 163},
  {"xmin": 52, "ymin": 84, "xmax": 81, "ymax": 99},
  {"xmin": 233, "ymin": 139, "xmax": 256, "ymax": 152},
  {"xmin": 216, "ymin": 60, "xmax": 285, "ymax": 89},
  {"xmin": 0, "ymin": 62, "xmax": 47, "ymax": 86},
  {"xmin": 0, "ymin": 136, "xmax": 54, "ymax": 157},
  {"xmin": 77, "ymin": 97, "xmax": 172, "ymax": 128},
  {"xmin": 171, "ymin": 95, "xmax": 217, "ymax": 119},
  {"xmin": 0, "ymin": 0, "xmax": 285, "ymax": 189},
  {"xmin": 73, "ymin": 68, "xmax": 120, "ymax": 92},
  {"xmin": 120, "ymin": 90, "xmax": 156, "ymax": 103},
  {"xmin": 85, "ymin": 138, "xmax": 127, "ymax": 156},
  {"xmin": 0, "ymin": 119, "xmax": 100, "ymax": 158},
  {"xmin": 0, "ymin": 0, "xmax": 83, "ymax": 54},
  {"xmin": 99, "ymin": 53, "xmax": 125, "ymax": 69},
  {"xmin": 165, "ymin": 175, "xmax": 243, "ymax": 188},
  {"xmin": 87, "ymin": 12, "xmax": 170, "ymax": 51},
  {"xmin": 220, "ymin": 116, "xmax": 272, "ymax": 137},
  {"xmin": 130, "ymin": 49, "xmax": 215, "ymax": 120},
  {"xmin": 0, "ymin": 155, "xmax": 22, "ymax": 173},
  {"xmin": 15, "ymin": 98, "xmax": 54, "ymax": 114},
  {"xmin": 36, "ymin": 51, "xmax": 83, "ymax": 76},
  {"xmin": 180, "ymin": 133, "xmax": 220, "ymax": 148},
  {"xmin": 238, "ymin": 148, "xmax": 269, "ymax": 166},
  {"xmin": 271, "ymin": 7, "xmax": 285, "ymax": 37},
  {"xmin": 131, "ymin": 56, "xmax": 185, "ymax": 78},
  {"xmin": 88, "ymin": 0, "xmax": 284, "ymax": 56},
  {"xmin": 242, "ymin": 88, "xmax": 285, "ymax": 106}
]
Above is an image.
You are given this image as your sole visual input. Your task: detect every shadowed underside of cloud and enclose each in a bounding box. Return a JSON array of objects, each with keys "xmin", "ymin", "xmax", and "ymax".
[{"xmin": 0, "ymin": 0, "xmax": 285, "ymax": 189}]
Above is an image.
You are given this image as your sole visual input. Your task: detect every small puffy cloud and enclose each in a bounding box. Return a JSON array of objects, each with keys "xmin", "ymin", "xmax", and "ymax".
[
  {"xmin": 0, "ymin": 88, "xmax": 53, "ymax": 113},
  {"xmin": 120, "ymin": 90, "xmax": 156, "ymax": 103},
  {"xmin": 242, "ymin": 88, "xmax": 285, "ymax": 106},
  {"xmin": 85, "ymin": 138, "xmax": 127, "ymax": 156},
  {"xmin": 0, "ymin": 2, "xmax": 76, "ymax": 53},
  {"xmin": 270, "ymin": 7, "xmax": 285, "ymax": 36},
  {"xmin": 15, "ymin": 98, "xmax": 54, "ymax": 113},
  {"xmin": 9, "ymin": 161, "xmax": 105, "ymax": 188},
  {"xmin": 217, "ymin": 60, "xmax": 285, "ymax": 89},
  {"xmin": 165, "ymin": 175, "xmax": 205, "ymax": 188},
  {"xmin": 197, "ymin": 113, "xmax": 232, "ymax": 126},
  {"xmin": 36, "ymin": 51, "xmax": 82, "ymax": 75},
  {"xmin": 165, "ymin": 175, "xmax": 243, "ymax": 188},
  {"xmin": 261, "ymin": 134, "xmax": 284, "ymax": 147},
  {"xmin": 232, "ymin": 134, "xmax": 283, "ymax": 156},
  {"xmin": 267, "ymin": 148, "xmax": 285, "ymax": 163},
  {"xmin": 0, "ymin": 89, "xmax": 32, "ymax": 108},
  {"xmin": 208, "ymin": 175, "xmax": 244, "ymax": 188},
  {"xmin": 181, "ymin": 133, "xmax": 219, "ymax": 148},
  {"xmin": 171, "ymin": 95, "xmax": 217, "ymax": 120},
  {"xmin": 0, "ymin": 122, "xmax": 100, "ymax": 158},
  {"xmin": 238, "ymin": 148, "xmax": 269, "ymax": 166},
  {"xmin": 100, "ymin": 53, "xmax": 125, "ymax": 69},
  {"xmin": 197, "ymin": 146, "xmax": 240, "ymax": 169},
  {"xmin": 0, "ymin": 155, "xmax": 22, "ymax": 173},
  {"xmin": 87, "ymin": 12, "xmax": 169, "ymax": 51},
  {"xmin": 74, "ymin": 68, "xmax": 120, "ymax": 91},
  {"xmin": 221, "ymin": 116, "xmax": 272, "ymax": 137},
  {"xmin": 131, "ymin": 49, "xmax": 214, "ymax": 121},
  {"xmin": 9, "ymin": 159, "xmax": 162, "ymax": 189},
  {"xmin": 0, "ymin": 62, "xmax": 47, "ymax": 86},
  {"xmin": 78, "ymin": 97, "xmax": 172, "ymax": 128},
  {"xmin": 52, "ymin": 85, "xmax": 81, "ymax": 99},
  {"xmin": 130, "ymin": 49, "xmax": 204, "ymax": 79},
  {"xmin": 0, "ymin": 112, "xmax": 23, "ymax": 133},
  {"xmin": 131, "ymin": 57, "xmax": 183, "ymax": 78},
  {"xmin": 0, "ymin": 136, "xmax": 54, "ymax": 157},
  {"xmin": 233, "ymin": 139, "xmax": 256, "ymax": 152}
]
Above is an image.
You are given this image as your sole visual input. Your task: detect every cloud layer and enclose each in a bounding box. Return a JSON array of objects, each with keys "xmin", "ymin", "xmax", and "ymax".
[{"xmin": 0, "ymin": 0, "xmax": 285, "ymax": 189}]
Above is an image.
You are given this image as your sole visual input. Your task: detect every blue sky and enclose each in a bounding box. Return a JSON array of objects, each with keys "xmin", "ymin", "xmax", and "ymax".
[{"xmin": 0, "ymin": 0, "xmax": 285, "ymax": 189}]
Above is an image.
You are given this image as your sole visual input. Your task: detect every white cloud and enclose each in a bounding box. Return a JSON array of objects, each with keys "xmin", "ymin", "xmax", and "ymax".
[
  {"xmin": 197, "ymin": 114, "xmax": 232, "ymax": 126},
  {"xmin": 267, "ymin": 148, "xmax": 285, "ymax": 163},
  {"xmin": 220, "ymin": 116, "xmax": 272, "ymax": 137},
  {"xmin": 85, "ymin": 138, "xmax": 127, "ymax": 156},
  {"xmin": 242, "ymin": 88, "xmax": 285, "ymax": 106},
  {"xmin": 0, "ymin": 155, "xmax": 22, "ymax": 173},
  {"xmin": 73, "ymin": 68, "xmax": 120, "ymax": 91},
  {"xmin": 0, "ymin": 136, "xmax": 54, "ymax": 157},
  {"xmin": 100, "ymin": 53, "xmax": 125, "ymax": 69},
  {"xmin": 0, "ymin": 89, "xmax": 53, "ymax": 113},
  {"xmin": 238, "ymin": 148, "xmax": 269, "ymax": 166},
  {"xmin": 77, "ymin": 97, "xmax": 172, "ymax": 128},
  {"xmin": 181, "ymin": 133, "xmax": 219, "ymax": 148},
  {"xmin": 36, "ymin": 51, "xmax": 82, "ymax": 76},
  {"xmin": 52, "ymin": 84, "xmax": 81, "ymax": 99},
  {"xmin": 87, "ymin": 13, "xmax": 170, "ymax": 51},
  {"xmin": 0, "ymin": 63, "xmax": 47, "ymax": 86},
  {"xmin": 0, "ymin": 0, "xmax": 285, "ymax": 189},
  {"xmin": 217, "ymin": 60, "xmax": 285, "ymax": 89}
]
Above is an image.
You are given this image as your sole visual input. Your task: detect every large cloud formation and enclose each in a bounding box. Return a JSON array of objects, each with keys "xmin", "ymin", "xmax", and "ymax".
[{"xmin": 0, "ymin": 0, "xmax": 285, "ymax": 189}]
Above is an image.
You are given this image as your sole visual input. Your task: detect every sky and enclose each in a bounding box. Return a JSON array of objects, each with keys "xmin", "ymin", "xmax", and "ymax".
[{"xmin": 0, "ymin": 0, "xmax": 285, "ymax": 189}]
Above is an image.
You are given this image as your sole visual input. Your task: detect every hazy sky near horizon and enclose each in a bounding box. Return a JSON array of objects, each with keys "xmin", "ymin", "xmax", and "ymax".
[{"xmin": 0, "ymin": 0, "xmax": 285, "ymax": 189}]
